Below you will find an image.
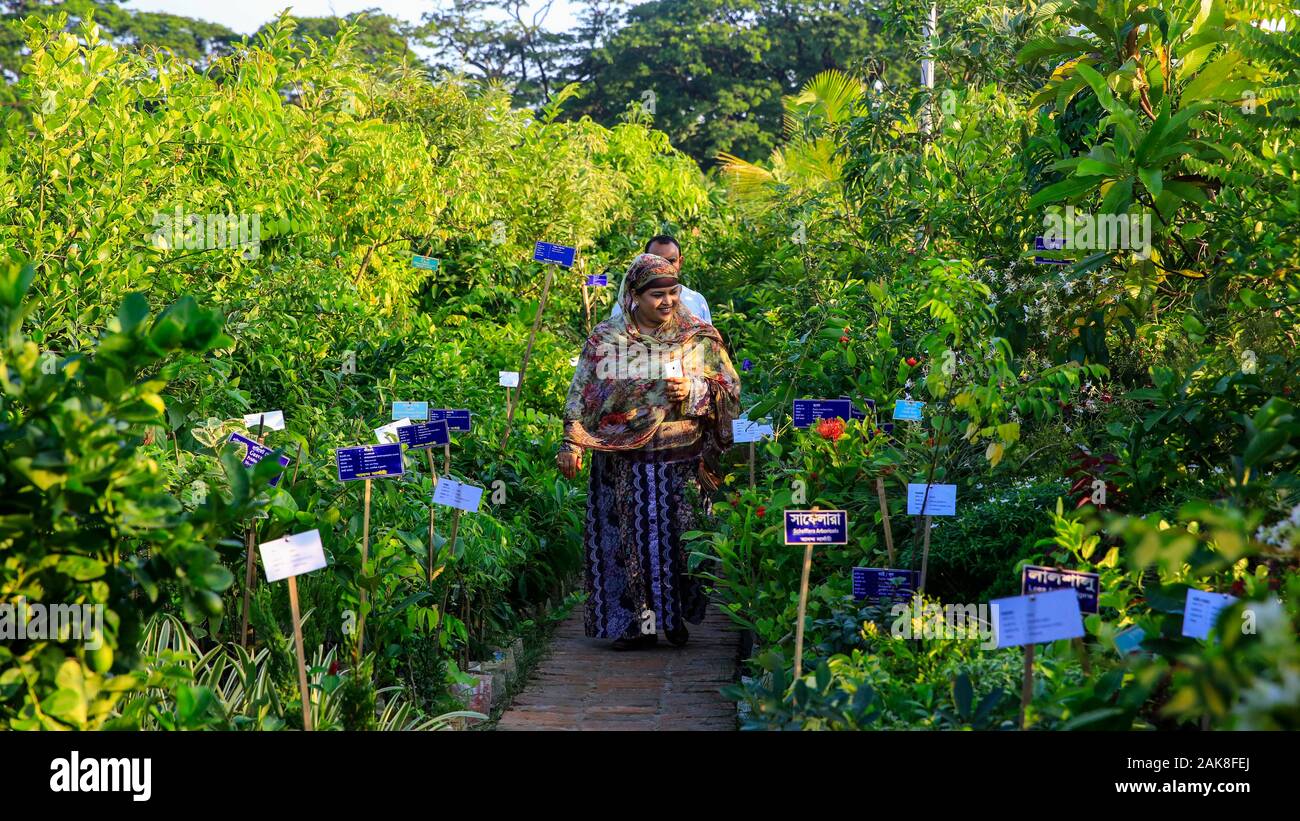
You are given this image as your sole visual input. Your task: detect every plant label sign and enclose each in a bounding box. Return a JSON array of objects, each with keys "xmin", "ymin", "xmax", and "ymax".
[
  {"xmin": 892, "ymin": 400, "xmax": 925, "ymax": 421},
  {"xmin": 499, "ymin": 371, "xmax": 520, "ymax": 388},
  {"xmin": 244, "ymin": 410, "xmax": 286, "ymax": 431},
  {"xmin": 336, "ymin": 443, "xmax": 404, "ymax": 482},
  {"xmin": 1114, "ymin": 626, "xmax": 1146, "ymax": 656},
  {"xmin": 784, "ymin": 510, "xmax": 848, "ymax": 545},
  {"xmin": 392, "ymin": 401, "xmax": 430, "ymax": 421},
  {"xmin": 411, "ymin": 254, "xmax": 440, "ymax": 271},
  {"xmin": 1033, "ymin": 236, "xmax": 1074, "ymax": 265},
  {"xmin": 990, "ymin": 588, "xmax": 1084, "ymax": 649},
  {"xmin": 429, "ymin": 409, "xmax": 472, "ymax": 432},
  {"xmin": 433, "ymin": 478, "xmax": 484, "ymax": 512},
  {"xmin": 792, "ymin": 399, "xmax": 852, "ymax": 428},
  {"xmin": 585, "ymin": 274, "xmax": 607, "ymax": 287},
  {"xmin": 906, "ymin": 483, "xmax": 957, "ymax": 516},
  {"xmin": 731, "ymin": 417, "xmax": 774, "ymax": 443},
  {"xmin": 1182, "ymin": 588, "xmax": 1238, "ymax": 640},
  {"xmin": 260, "ymin": 529, "xmax": 328, "ymax": 583},
  {"xmin": 1021, "ymin": 565, "xmax": 1100, "ymax": 614},
  {"xmin": 228, "ymin": 432, "xmax": 291, "ymax": 487},
  {"xmin": 853, "ymin": 568, "xmax": 918, "ymax": 603},
  {"xmin": 398, "ymin": 419, "xmax": 450, "ymax": 450},
  {"xmin": 375, "ymin": 418, "xmax": 412, "ymax": 445},
  {"xmin": 533, "ymin": 241, "xmax": 576, "ymax": 267}
]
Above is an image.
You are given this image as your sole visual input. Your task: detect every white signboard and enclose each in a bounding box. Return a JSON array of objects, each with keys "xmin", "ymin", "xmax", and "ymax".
[
  {"xmin": 499, "ymin": 371, "xmax": 520, "ymax": 388},
  {"xmin": 731, "ymin": 418, "xmax": 774, "ymax": 443},
  {"xmin": 990, "ymin": 588, "xmax": 1084, "ymax": 649},
  {"xmin": 433, "ymin": 478, "xmax": 484, "ymax": 513},
  {"xmin": 375, "ymin": 417, "xmax": 412, "ymax": 445},
  {"xmin": 906, "ymin": 483, "xmax": 957, "ymax": 516},
  {"xmin": 259, "ymin": 530, "xmax": 328, "ymax": 583},
  {"xmin": 1182, "ymin": 588, "xmax": 1238, "ymax": 640},
  {"xmin": 243, "ymin": 410, "xmax": 286, "ymax": 431}
]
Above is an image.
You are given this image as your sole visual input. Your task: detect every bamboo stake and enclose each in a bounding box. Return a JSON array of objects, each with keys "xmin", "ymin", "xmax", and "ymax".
[
  {"xmin": 793, "ymin": 541, "xmax": 814, "ymax": 681},
  {"xmin": 876, "ymin": 476, "xmax": 896, "ymax": 567},
  {"xmin": 287, "ymin": 575, "xmax": 313, "ymax": 731},
  {"xmin": 427, "ymin": 449, "xmax": 438, "ymax": 585},
  {"xmin": 1019, "ymin": 643, "xmax": 1035, "ymax": 730},
  {"xmin": 918, "ymin": 515, "xmax": 934, "ymax": 593},
  {"xmin": 357, "ymin": 478, "xmax": 372, "ymax": 661},
  {"xmin": 240, "ymin": 527, "xmax": 256, "ymax": 648},
  {"xmin": 748, "ymin": 442, "xmax": 755, "ymax": 489}
]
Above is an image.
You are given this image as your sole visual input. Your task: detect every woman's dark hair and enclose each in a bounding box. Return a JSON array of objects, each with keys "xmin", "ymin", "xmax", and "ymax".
[{"xmin": 643, "ymin": 234, "xmax": 681, "ymax": 255}]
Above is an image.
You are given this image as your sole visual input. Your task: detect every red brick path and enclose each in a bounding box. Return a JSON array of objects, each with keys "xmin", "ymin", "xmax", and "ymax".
[{"xmin": 495, "ymin": 604, "xmax": 741, "ymax": 731}]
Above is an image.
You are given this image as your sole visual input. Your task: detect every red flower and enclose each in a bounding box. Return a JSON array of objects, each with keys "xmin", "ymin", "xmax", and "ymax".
[
  {"xmin": 808, "ymin": 471, "xmax": 818, "ymax": 480},
  {"xmin": 906, "ymin": 357, "xmax": 918, "ymax": 367},
  {"xmin": 816, "ymin": 418, "xmax": 845, "ymax": 441},
  {"xmin": 756, "ymin": 505, "xmax": 767, "ymax": 517},
  {"xmin": 839, "ymin": 335, "xmax": 850, "ymax": 344}
]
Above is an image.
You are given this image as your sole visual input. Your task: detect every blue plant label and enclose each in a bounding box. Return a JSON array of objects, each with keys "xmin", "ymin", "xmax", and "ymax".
[
  {"xmin": 336, "ymin": 443, "xmax": 404, "ymax": 482},
  {"xmin": 412, "ymin": 254, "xmax": 440, "ymax": 270},
  {"xmin": 784, "ymin": 510, "xmax": 848, "ymax": 545},
  {"xmin": 1034, "ymin": 235, "xmax": 1066, "ymax": 251},
  {"xmin": 991, "ymin": 588, "xmax": 1085, "ymax": 649},
  {"xmin": 892, "ymin": 399, "xmax": 925, "ymax": 421},
  {"xmin": 392, "ymin": 401, "xmax": 429, "ymax": 421},
  {"xmin": 429, "ymin": 409, "xmax": 472, "ymax": 432},
  {"xmin": 229, "ymin": 432, "xmax": 291, "ymax": 487},
  {"xmin": 1021, "ymin": 565, "xmax": 1100, "ymax": 614},
  {"xmin": 852, "ymin": 568, "xmax": 919, "ymax": 603},
  {"xmin": 906, "ymin": 483, "xmax": 956, "ymax": 516},
  {"xmin": 533, "ymin": 241, "xmax": 576, "ymax": 267},
  {"xmin": 585, "ymin": 274, "xmax": 607, "ymax": 287},
  {"xmin": 1113, "ymin": 626, "xmax": 1146, "ymax": 656},
  {"xmin": 1182, "ymin": 588, "xmax": 1238, "ymax": 640},
  {"xmin": 1034, "ymin": 256, "xmax": 1074, "ymax": 265},
  {"xmin": 398, "ymin": 419, "xmax": 450, "ymax": 450},
  {"xmin": 792, "ymin": 399, "xmax": 852, "ymax": 428}
]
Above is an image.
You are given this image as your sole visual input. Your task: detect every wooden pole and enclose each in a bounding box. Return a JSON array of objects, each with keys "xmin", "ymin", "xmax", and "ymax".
[
  {"xmin": 918, "ymin": 515, "xmax": 934, "ymax": 593},
  {"xmin": 748, "ymin": 442, "xmax": 755, "ymax": 489},
  {"xmin": 443, "ymin": 441, "xmax": 451, "ymax": 476},
  {"xmin": 502, "ymin": 264, "xmax": 556, "ymax": 450},
  {"xmin": 287, "ymin": 575, "xmax": 313, "ymax": 731},
  {"xmin": 793, "ymin": 541, "xmax": 814, "ymax": 681},
  {"xmin": 357, "ymin": 478, "xmax": 371, "ymax": 661},
  {"xmin": 505, "ymin": 385, "xmax": 514, "ymax": 419},
  {"xmin": 581, "ymin": 281, "xmax": 591, "ymax": 334},
  {"xmin": 1019, "ymin": 643, "xmax": 1035, "ymax": 730},
  {"xmin": 876, "ymin": 476, "xmax": 896, "ymax": 567},
  {"xmin": 427, "ymin": 449, "xmax": 438, "ymax": 585}
]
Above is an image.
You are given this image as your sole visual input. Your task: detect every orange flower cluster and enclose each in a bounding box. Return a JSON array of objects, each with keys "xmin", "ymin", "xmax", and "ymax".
[{"xmin": 816, "ymin": 417, "xmax": 845, "ymax": 441}]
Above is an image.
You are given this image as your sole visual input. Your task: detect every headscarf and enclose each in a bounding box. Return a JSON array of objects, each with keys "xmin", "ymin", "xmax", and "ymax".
[{"xmin": 562, "ymin": 254, "xmax": 739, "ymax": 457}]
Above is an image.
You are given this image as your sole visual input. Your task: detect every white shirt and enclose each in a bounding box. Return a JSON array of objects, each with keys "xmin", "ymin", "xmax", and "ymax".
[{"xmin": 611, "ymin": 285, "xmax": 712, "ymax": 325}]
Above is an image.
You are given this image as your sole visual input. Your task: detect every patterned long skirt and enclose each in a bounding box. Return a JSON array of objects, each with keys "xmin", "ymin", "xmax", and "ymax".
[{"xmin": 583, "ymin": 450, "xmax": 711, "ymax": 640}]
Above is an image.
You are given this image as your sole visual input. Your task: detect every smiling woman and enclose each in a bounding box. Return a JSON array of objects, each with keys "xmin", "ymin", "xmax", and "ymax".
[{"xmin": 556, "ymin": 253, "xmax": 740, "ymax": 650}]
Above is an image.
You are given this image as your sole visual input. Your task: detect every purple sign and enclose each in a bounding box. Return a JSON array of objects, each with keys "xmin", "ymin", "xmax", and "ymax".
[
  {"xmin": 228, "ymin": 432, "xmax": 291, "ymax": 487},
  {"xmin": 533, "ymin": 241, "xmax": 576, "ymax": 267},
  {"xmin": 585, "ymin": 274, "xmax": 607, "ymax": 287},
  {"xmin": 397, "ymin": 419, "xmax": 450, "ymax": 450},
  {"xmin": 1021, "ymin": 565, "xmax": 1100, "ymax": 614},
  {"xmin": 792, "ymin": 399, "xmax": 853, "ymax": 428},
  {"xmin": 853, "ymin": 568, "xmax": 919, "ymax": 603},
  {"xmin": 783, "ymin": 510, "xmax": 848, "ymax": 544},
  {"xmin": 336, "ymin": 443, "xmax": 404, "ymax": 482},
  {"xmin": 428, "ymin": 409, "xmax": 472, "ymax": 432}
]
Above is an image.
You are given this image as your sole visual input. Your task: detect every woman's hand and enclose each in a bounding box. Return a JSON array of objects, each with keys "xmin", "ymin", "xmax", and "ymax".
[
  {"xmin": 665, "ymin": 376, "xmax": 690, "ymax": 403},
  {"xmin": 557, "ymin": 449, "xmax": 583, "ymax": 479}
]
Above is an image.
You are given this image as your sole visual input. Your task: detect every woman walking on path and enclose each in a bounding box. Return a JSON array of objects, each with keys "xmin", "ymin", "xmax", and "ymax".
[{"xmin": 556, "ymin": 253, "xmax": 740, "ymax": 650}]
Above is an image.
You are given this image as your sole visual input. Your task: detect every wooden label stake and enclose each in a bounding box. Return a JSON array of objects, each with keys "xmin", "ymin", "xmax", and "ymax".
[
  {"xmin": 875, "ymin": 476, "xmax": 895, "ymax": 567},
  {"xmin": 1019, "ymin": 643, "xmax": 1035, "ymax": 730},
  {"xmin": 287, "ymin": 575, "xmax": 313, "ymax": 731},
  {"xmin": 918, "ymin": 515, "xmax": 933, "ymax": 593},
  {"xmin": 793, "ymin": 541, "xmax": 815, "ymax": 681},
  {"xmin": 356, "ymin": 477, "xmax": 372, "ymax": 661}
]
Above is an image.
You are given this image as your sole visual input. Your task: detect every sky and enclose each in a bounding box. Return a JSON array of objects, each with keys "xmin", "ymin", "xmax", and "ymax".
[{"xmin": 122, "ymin": 0, "xmax": 583, "ymax": 35}]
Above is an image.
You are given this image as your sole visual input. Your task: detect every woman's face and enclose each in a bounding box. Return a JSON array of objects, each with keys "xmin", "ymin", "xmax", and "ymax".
[{"xmin": 633, "ymin": 282, "xmax": 681, "ymax": 325}]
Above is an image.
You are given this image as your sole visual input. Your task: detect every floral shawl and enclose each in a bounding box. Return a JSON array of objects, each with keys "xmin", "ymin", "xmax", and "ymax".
[{"xmin": 561, "ymin": 254, "xmax": 740, "ymax": 466}]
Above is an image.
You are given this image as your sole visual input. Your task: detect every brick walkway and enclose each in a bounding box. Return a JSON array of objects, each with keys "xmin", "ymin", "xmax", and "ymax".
[{"xmin": 495, "ymin": 604, "xmax": 740, "ymax": 731}]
